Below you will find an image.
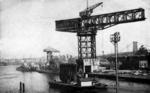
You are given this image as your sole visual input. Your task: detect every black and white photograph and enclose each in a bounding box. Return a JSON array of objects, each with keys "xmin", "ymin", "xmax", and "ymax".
[{"xmin": 0, "ymin": 0, "xmax": 150, "ymax": 93}]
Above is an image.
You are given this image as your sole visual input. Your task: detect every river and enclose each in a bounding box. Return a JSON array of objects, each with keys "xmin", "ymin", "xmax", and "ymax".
[{"xmin": 0, "ymin": 65, "xmax": 150, "ymax": 93}]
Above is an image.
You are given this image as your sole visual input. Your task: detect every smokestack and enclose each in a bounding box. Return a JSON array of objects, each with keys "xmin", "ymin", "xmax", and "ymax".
[{"xmin": 133, "ymin": 41, "xmax": 138, "ymax": 54}]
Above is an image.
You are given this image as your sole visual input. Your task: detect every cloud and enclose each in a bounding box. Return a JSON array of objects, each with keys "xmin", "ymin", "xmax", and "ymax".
[{"xmin": 0, "ymin": 0, "xmax": 150, "ymax": 58}]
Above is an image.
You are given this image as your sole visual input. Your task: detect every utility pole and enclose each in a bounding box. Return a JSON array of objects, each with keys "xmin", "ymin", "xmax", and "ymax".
[{"xmin": 110, "ymin": 32, "xmax": 120, "ymax": 93}]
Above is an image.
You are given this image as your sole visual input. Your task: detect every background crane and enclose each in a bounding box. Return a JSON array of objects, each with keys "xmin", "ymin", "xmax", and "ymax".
[{"xmin": 55, "ymin": 2, "xmax": 145, "ymax": 73}]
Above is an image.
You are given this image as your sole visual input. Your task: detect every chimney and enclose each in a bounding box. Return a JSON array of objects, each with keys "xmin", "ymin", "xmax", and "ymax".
[{"xmin": 133, "ymin": 41, "xmax": 138, "ymax": 54}]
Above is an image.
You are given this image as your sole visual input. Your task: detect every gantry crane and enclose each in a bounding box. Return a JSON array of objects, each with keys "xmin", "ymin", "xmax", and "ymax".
[{"xmin": 55, "ymin": 2, "xmax": 145, "ymax": 72}]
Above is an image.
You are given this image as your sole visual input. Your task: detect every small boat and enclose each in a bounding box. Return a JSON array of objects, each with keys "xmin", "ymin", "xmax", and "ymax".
[{"xmin": 49, "ymin": 62, "xmax": 107, "ymax": 91}]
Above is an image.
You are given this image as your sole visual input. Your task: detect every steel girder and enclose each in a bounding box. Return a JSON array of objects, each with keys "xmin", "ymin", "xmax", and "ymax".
[
  {"xmin": 56, "ymin": 8, "xmax": 145, "ymax": 32},
  {"xmin": 55, "ymin": 8, "xmax": 145, "ymax": 59}
]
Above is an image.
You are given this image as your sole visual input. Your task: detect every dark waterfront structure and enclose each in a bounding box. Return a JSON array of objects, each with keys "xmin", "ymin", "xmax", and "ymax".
[
  {"xmin": 106, "ymin": 47, "xmax": 150, "ymax": 70},
  {"xmin": 59, "ymin": 63, "xmax": 77, "ymax": 83},
  {"xmin": 119, "ymin": 54, "xmax": 150, "ymax": 70}
]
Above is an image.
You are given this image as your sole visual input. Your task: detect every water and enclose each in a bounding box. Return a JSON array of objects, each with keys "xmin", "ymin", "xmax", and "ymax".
[
  {"xmin": 0, "ymin": 65, "xmax": 58, "ymax": 93},
  {"xmin": 0, "ymin": 65, "xmax": 150, "ymax": 93}
]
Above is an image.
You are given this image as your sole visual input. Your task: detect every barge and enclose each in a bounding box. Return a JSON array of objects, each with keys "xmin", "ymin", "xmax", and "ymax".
[
  {"xmin": 49, "ymin": 62, "xmax": 108, "ymax": 91},
  {"xmin": 49, "ymin": 79, "xmax": 107, "ymax": 91}
]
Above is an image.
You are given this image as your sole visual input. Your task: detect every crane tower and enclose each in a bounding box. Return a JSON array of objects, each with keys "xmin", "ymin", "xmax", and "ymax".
[{"xmin": 55, "ymin": 2, "xmax": 145, "ymax": 72}]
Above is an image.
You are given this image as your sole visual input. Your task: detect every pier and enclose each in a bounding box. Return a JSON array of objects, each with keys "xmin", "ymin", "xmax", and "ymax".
[{"xmin": 89, "ymin": 73, "xmax": 150, "ymax": 84}]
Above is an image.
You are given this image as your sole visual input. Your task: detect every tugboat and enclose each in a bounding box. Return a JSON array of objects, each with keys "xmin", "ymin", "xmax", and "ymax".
[{"xmin": 49, "ymin": 59, "xmax": 107, "ymax": 91}]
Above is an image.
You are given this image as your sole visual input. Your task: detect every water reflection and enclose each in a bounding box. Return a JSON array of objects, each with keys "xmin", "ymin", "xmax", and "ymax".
[{"xmin": 0, "ymin": 65, "xmax": 150, "ymax": 93}]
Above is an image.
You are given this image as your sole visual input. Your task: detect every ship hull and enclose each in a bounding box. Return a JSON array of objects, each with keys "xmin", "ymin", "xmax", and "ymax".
[{"xmin": 49, "ymin": 81, "xmax": 107, "ymax": 91}]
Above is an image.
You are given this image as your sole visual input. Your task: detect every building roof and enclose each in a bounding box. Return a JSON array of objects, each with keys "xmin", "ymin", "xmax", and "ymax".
[
  {"xmin": 43, "ymin": 47, "xmax": 60, "ymax": 52},
  {"xmin": 102, "ymin": 51, "xmax": 147, "ymax": 58}
]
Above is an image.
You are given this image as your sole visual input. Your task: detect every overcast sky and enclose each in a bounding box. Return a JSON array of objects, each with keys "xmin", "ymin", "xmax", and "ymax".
[{"xmin": 0, "ymin": 0, "xmax": 150, "ymax": 58}]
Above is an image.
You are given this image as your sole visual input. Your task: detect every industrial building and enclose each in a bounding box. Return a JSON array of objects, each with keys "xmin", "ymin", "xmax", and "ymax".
[{"xmin": 105, "ymin": 42, "xmax": 150, "ymax": 70}]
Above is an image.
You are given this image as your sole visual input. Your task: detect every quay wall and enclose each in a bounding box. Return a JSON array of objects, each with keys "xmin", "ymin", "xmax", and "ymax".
[{"xmin": 89, "ymin": 73, "xmax": 150, "ymax": 84}]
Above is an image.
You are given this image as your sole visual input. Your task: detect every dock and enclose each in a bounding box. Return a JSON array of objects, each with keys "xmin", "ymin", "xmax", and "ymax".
[{"xmin": 89, "ymin": 73, "xmax": 150, "ymax": 84}]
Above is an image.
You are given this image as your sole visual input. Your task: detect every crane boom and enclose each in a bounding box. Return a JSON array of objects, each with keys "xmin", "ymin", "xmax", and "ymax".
[
  {"xmin": 81, "ymin": 8, "xmax": 145, "ymax": 31},
  {"xmin": 56, "ymin": 8, "xmax": 145, "ymax": 32},
  {"xmin": 79, "ymin": 2, "xmax": 103, "ymax": 18}
]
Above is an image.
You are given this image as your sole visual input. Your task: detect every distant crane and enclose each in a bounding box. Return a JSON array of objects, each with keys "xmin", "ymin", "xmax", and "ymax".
[{"xmin": 55, "ymin": 1, "xmax": 145, "ymax": 71}]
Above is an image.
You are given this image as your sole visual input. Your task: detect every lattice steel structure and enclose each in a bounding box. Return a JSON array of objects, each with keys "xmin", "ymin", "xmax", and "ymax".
[{"xmin": 56, "ymin": 8, "xmax": 145, "ymax": 59}]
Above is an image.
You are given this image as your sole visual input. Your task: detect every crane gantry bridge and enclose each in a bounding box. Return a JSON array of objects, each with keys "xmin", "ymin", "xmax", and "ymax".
[{"xmin": 55, "ymin": 1, "xmax": 145, "ymax": 72}]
